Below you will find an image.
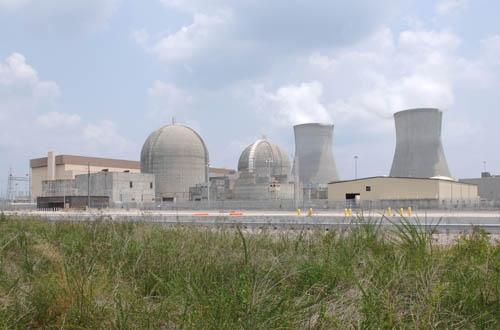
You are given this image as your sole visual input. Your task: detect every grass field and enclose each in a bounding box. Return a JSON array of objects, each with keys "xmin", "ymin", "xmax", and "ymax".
[{"xmin": 1, "ymin": 213, "xmax": 500, "ymax": 329}]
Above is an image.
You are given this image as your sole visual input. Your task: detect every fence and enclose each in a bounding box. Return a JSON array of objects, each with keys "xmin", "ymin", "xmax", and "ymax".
[{"xmin": 2, "ymin": 199, "xmax": 500, "ymax": 212}]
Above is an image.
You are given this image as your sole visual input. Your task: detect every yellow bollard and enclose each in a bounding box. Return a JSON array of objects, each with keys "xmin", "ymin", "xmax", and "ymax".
[
  {"xmin": 399, "ymin": 208, "xmax": 404, "ymax": 216},
  {"xmin": 344, "ymin": 208, "xmax": 348, "ymax": 216},
  {"xmin": 297, "ymin": 208, "xmax": 301, "ymax": 216},
  {"xmin": 387, "ymin": 207, "xmax": 392, "ymax": 217},
  {"xmin": 308, "ymin": 208, "xmax": 313, "ymax": 216},
  {"xmin": 349, "ymin": 208, "xmax": 353, "ymax": 216},
  {"xmin": 408, "ymin": 207, "xmax": 412, "ymax": 217}
]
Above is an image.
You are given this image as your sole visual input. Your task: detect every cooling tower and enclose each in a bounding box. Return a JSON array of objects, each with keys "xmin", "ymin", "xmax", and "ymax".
[
  {"xmin": 293, "ymin": 123, "xmax": 339, "ymax": 185},
  {"xmin": 389, "ymin": 108, "xmax": 451, "ymax": 178}
]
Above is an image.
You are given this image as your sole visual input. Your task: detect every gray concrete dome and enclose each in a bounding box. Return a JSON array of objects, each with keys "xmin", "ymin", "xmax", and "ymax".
[
  {"xmin": 141, "ymin": 123, "xmax": 209, "ymax": 201},
  {"xmin": 238, "ymin": 139, "xmax": 291, "ymax": 178}
]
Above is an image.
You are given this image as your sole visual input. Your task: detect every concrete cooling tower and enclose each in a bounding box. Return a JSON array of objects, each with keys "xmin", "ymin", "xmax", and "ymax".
[
  {"xmin": 389, "ymin": 108, "xmax": 451, "ymax": 178},
  {"xmin": 293, "ymin": 123, "xmax": 340, "ymax": 185},
  {"xmin": 141, "ymin": 122, "xmax": 209, "ymax": 202}
]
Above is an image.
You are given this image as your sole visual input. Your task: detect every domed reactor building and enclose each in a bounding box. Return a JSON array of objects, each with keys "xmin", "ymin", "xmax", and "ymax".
[
  {"xmin": 234, "ymin": 138, "xmax": 294, "ymax": 200},
  {"xmin": 141, "ymin": 121, "xmax": 209, "ymax": 202}
]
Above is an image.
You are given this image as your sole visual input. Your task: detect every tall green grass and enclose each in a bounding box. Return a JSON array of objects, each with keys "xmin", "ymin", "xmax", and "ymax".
[{"xmin": 0, "ymin": 215, "xmax": 499, "ymax": 329}]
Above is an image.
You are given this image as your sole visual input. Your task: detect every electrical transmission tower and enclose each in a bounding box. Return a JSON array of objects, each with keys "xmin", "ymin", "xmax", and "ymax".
[{"xmin": 6, "ymin": 169, "xmax": 31, "ymax": 202}]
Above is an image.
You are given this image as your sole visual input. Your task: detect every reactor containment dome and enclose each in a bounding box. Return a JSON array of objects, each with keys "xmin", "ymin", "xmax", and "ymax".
[
  {"xmin": 235, "ymin": 138, "xmax": 294, "ymax": 200},
  {"xmin": 237, "ymin": 139, "xmax": 291, "ymax": 179},
  {"xmin": 389, "ymin": 108, "xmax": 451, "ymax": 178},
  {"xmin": 293, "ymin": 123, "xmax": 340, "ymax": 185},
  {"xmin": 140, "ymin": 122, "xmax": 209, "ymax": 202}
]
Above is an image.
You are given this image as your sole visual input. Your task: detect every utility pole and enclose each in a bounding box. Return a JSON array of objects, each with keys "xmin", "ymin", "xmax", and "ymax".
[
  {"xmin": 354, "ymin": 155, "xmax": 358, "ymax": 180},
  {"xmin": 294, "ymin": 155, "xmax": 300, "ymax": 209},
  {"xmin": 87, "ymin": 162, "xmax": 90, "ymax": 209},
  {"xmin": 206, "ymin": 163, "xmax": 210, "ymax": 209}
]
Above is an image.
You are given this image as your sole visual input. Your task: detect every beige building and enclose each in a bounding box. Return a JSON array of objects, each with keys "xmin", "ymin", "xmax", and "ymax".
[
  {"xmin": 328, "ymin": 176, "xmax": 479, "ymax": 208},
  {"xmin": 30, "ymin": 152, "xmax": 140, "ymax": 201}
]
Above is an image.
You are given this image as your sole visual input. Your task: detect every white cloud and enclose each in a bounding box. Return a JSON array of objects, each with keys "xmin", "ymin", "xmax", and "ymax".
[
  {"xmin": 147, "ymin": 80, "xmax": 192, "ymax": 119},
  {"xmin": 300, "ymin": 27, "xmax": 473, "ymax": 123},
  {"xmin": 399, "ymin": 29, "xmax": 461, "ymax": 52},
  {"xmin": 33, "ymin": 81, "xmax": 61, "ymax": 102},
  {"xmin": 0, "ymin": 53, "xmax": 38, "ymax": 88},
  {"xmin": 36, "ymin": 112, "xmax": 81, "ymax": 128},
  {"xmin": 482, "ymin": 35, "xmax": 500, "ymax": 66},
  {"xmin": 254, "ymin": 81, "xmax": 331, "ymax": 126},
  {"xmin": 0, "ymin": 0, "xmax": 119, "ymax": 34},
  {"xmin": 151, "ymin": 10, "xmax": 232, "ymax": 62},
  {"xmin": 130, "ymin": 28, "xmax": 150, "ymax": 48},
  {"xmin": 0, "ymin": 52, "xmax": 134, "ymax": 166},
  {"xmin": 0, "ymin": 53, "xmax": 60, "ymax": 109},
  {"xmin": 436, "ymin": 0, "xmax": 468, "ymax": 15},
  {"xmin": 82, "ymin": 120, "xmax": 133, "ymax": 153},
  {"xmin": 135, "ymin": 1, "xmax": 400, "ymax": 87}
]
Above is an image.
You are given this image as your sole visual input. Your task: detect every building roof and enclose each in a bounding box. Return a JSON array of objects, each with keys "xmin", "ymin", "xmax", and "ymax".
[
  {"xmin": 209, "ymin": 167, "xmax": 236, "ymax": 175},
  {"xmin": 30, "ymin": 154, "xmax": 140, "ymax": 169},
  {"xmin": 238, "ymin": 139, "xmax": 290, "ymax": 177},
  {"xmin": 328, "ymin": 176, "xmax": 477, "ymax": 187}
]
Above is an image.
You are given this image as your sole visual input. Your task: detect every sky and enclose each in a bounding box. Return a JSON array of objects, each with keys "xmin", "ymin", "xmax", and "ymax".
[{"xmin": 0, "ymin": 0, "xmax": 499, "ymax": 195}]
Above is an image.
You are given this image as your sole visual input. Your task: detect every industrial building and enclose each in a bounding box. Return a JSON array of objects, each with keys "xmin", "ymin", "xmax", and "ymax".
[
  {"xmin": 37, "ymin": 196, "xmax": 109, "ymax": 209},
  {"xmin": 30, "ymin": 151, "xmax": 140, "ymax": 201},
  {"xmin": 189, "ymin": 171, "xmax": 238, "ymax": 202},
  {"xmin": 234, "ymin": 138, "xmax": 294, "ymax": 200},
  {"xmin": 141, "ymin": 121, "xmax": 209, "ymax": 202},
  {"xmin": 390, "ymin": 108, "xmax": 452, "ymax": 178},
  {"xmin": 38, "ymin": 171, "xmax": 155, "ymax": 208},
  {"xmin": 75, "ymin": 171, "xmax": 155, "ymax": 207},
  {"xmin": 460, "ymin": 172, "xmax": 500, "ymax": 204},
  {"xmin": 328, "ymin": 177, "xmax": 479, "ymax": 209}
]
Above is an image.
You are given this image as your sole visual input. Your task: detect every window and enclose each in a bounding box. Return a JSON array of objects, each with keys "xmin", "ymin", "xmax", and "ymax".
[
  {"xmin": 366, "ymin": 186, "xmax": 371, "ymax": 192},
  {"xmin": 150, "ymin": 182, "xmax": 153, "ymax": 189},
  {"xmin": 130, "ymin": 181, "xmax": 133, "ymax": 188}
]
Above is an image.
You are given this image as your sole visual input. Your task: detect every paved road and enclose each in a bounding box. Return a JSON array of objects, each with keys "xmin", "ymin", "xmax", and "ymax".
[{"xmin": 4, "ymin": 209, "xmax": 500, "ymax": 233}]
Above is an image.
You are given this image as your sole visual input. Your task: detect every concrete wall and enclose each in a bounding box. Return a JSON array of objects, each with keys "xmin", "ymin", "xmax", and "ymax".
[
  {"xmin": 460, "ymin": 176, "xmax": 500, "ymax": 201},
  {"xmin": 236, "ymin": 183, "xmax": 294, "ymax": 201},
  {"xmin": 234, "ymin": 172, "xmax": 295, "ymax": 200},
  {"xmin": 42, "ymin": 179, "xmax": 76, "ymax": 197},
  {"xmin": 31, "ymin": 167, "xmax": 47, "ymax": 200},
  {"xmin": 75, "ymin": 172, "xmax": 155, "ymax": 207},
  {"xmin": 438, "ymin": 180, "xmax": 478, "ymax": 202}
]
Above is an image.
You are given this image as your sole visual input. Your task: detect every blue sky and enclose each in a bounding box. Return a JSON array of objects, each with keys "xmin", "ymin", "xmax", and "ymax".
[{"xmin": 0, "ymin": 0, "xmax": 499, "ymax": 195}]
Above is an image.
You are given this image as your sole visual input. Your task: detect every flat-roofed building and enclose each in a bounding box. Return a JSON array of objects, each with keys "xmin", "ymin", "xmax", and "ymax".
[
  {"xmin": 328, "ymin": 176, "xmax": 479, "ymax": 209},
  {"xmin": 460, "ymin": 172, "xmax": 500, "ymax": 203},
  {"xmin": 30, "ymin": 151, "xmax": 140, "ymax": 201}
]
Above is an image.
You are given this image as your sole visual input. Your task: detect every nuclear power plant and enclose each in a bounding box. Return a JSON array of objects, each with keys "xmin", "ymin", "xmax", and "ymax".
[
  {"xmin": 25, "ymin": 107, "xmax": 487, "ymax": 211},
  {"xmin": 390, "ymin": 108, "xmax": 452, "ymax": 178}
]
